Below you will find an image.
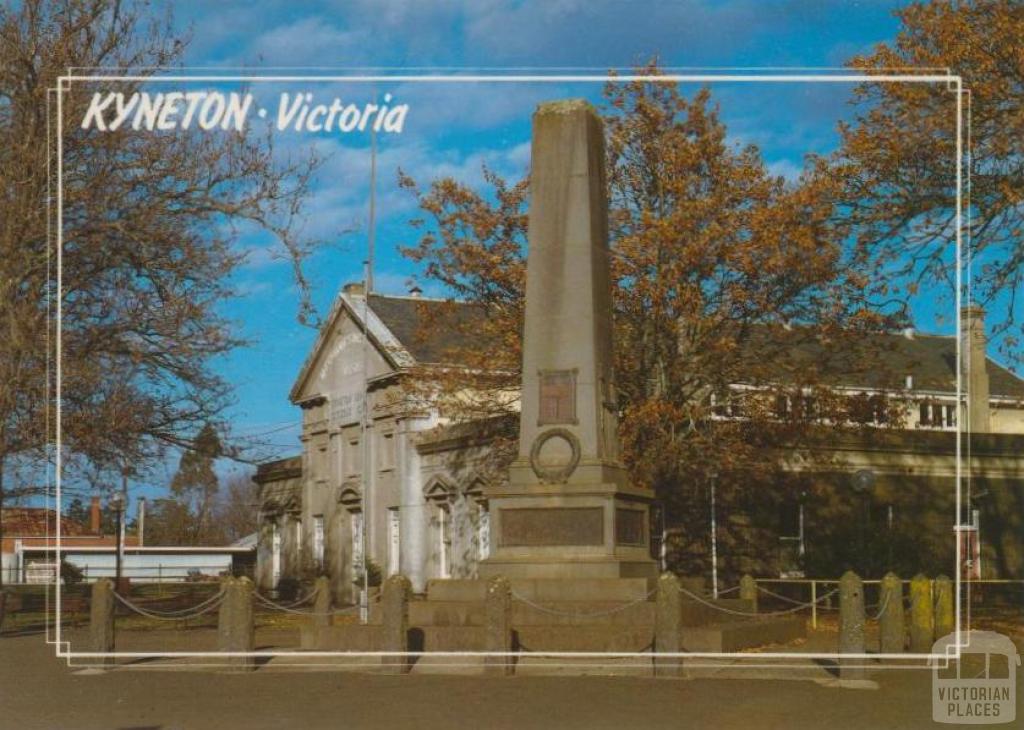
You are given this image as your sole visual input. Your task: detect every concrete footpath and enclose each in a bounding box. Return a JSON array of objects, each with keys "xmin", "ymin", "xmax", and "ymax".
[{"xmin": 2, "ymin": 634, "xmax": 1020, "ymax": 730}]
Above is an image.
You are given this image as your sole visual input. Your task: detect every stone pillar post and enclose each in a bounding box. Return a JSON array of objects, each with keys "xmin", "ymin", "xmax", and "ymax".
[
  {"xmin": 217, "ymin": 577, "xmax": 255, "ymax": 671},
  {"xmin": 838, "ymin": 570, "xmax": 865, "ymax": 680},
  {"xmin": 233, "ymin": 577, "xmax": 255, "ymax": 670},
  {"xmin": 933, "ymin": 575, "xmax": 954, "ymax": 639},
  {"xmin": 89, "ymin": 578, "xmax": 115, "ymax": 664},
  {"xmin": 909, "ymin": 574, "xmax": 934, "ymax": 653},
  {"xmin": 217, "ymin": 575, "xmax": 233, "ymax": 652},
  {"xmin": 313, "ymin": 575, "xmax": 333, "ymax": 633},
  {"xmin": 878, "ymin": 572, "xmax": 905, "ymax": 654},
  {"xmin": 654, "ymin": 572, "xmax": 683, "ymax": 677},
  {"xmin": 382, "ymin": 574, "xmax": 411, "ymax": 674},
  {"xmin": 484, "ymin": 576, "xmax": 513, "ymax": 677},
  {"xmin": 739, "ymin": 574, "xmax": 757, "ymax": 612}
]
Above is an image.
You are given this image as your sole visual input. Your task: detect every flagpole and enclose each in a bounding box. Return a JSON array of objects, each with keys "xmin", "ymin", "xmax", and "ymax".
[{"xmin": 359, "ymin": 122, "xmax": 378, "ymax": 622}]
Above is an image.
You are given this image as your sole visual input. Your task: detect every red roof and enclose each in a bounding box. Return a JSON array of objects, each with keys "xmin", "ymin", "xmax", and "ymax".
[{"xmin": 0, "ymin": 508, "xmax": 89, "ymax": 537}]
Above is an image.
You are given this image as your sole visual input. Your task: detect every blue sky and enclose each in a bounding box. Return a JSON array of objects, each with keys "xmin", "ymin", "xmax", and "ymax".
[{"xmin": 108, "ymin": 0, "xmax": 974, "ymax": 501}]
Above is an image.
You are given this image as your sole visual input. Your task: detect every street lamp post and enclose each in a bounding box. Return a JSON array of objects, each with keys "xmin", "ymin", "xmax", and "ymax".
[{"xmin": 111, "ymin": 492, "xmax": 124, "ymax": 590}]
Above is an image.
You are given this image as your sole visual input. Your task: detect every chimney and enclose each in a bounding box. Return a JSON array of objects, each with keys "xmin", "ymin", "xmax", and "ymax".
[
  {"xmin": 137, "ymin": 497, "xmax": 146, "ymax": 547},
  {"xmin": 89, "ymin": 496, "xmax": 101, "ymax": 534},
  {"xmin": 962, "ymin": 305, "xmax": 990, "ymax": 433},
  {"xmin": 342, "ymin": 281, "xmax": 365, "ymax": 296}
]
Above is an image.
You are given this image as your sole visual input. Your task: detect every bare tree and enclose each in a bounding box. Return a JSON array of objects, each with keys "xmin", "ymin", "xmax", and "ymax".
[
  {"xmin": 216, "ymin": 472, "xmax": 259, "ymax": 544},
  {"xmin": 0, "ymin": 0, "xmax": 324, "ymax": 582}
]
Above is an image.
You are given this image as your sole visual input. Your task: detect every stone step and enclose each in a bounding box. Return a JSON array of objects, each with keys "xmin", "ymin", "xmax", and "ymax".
[
  {"xmin": 376, "ymin": 599, "xmax": 657, "ymax": 627},
  {"xmin": 512, "ymin": 599, "xmax": 655, "ymax": 626},
  {"xmin": 680, "ymin": 597, "xmax": 756, "ymax": 626},
  {"xmin": 409, "ymin": 601, "xmax": 485, "ymax": 627},
  {"xmin": 680, "ymin": 616, "xmax": 806, "ymax": 653},
  {"xmin": 417, "ymin": 625, "xmax": 487, "ymax": 652},
  {"xmin": 304, "ymin": 623, "xmax": 383, "ymax": 651},
  {"xmin": 364, "ymin": 595, "xmax": 750, "ymax": 628},
  {"xmin": 515, "ymin": 625, "xmax": 654, "ymax": 653},
  {"xmin": 425, "ymin": 577, "xmax": 655, "ymax": 603}
]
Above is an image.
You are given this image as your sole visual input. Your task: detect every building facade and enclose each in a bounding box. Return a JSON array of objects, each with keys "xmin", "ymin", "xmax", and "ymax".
[
  {"xmin": 255, "ymin": 286, "xmax": 1024, "ymax": 600},
  {"xmin": 254, "ymin": 285, "xmax": 501, "ymax": 601}
]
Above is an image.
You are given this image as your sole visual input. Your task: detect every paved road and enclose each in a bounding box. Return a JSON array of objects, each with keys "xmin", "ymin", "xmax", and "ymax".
[{"xmin": 1, "ymin": 634, "xmax": 1019, "ymax": 730}]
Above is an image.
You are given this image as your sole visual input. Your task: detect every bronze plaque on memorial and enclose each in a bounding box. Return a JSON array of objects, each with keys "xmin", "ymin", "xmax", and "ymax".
[
  {"xmin": 538, "ymin": 369, "xmax": 576, "ymax": 425},
  {"xmin": 500, "ymin": 507, "xmax": 603, "ymax": 546},
  {"xmin": 615, "ymin": 508, "xmax": 646, "ymax": 546}
]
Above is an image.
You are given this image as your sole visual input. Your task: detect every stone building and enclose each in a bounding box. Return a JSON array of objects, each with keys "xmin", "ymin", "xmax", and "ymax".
[
  {"xmin": 253, "ymin": 285, "xmax": 502, "ymax": 602},
  {"xmin": 255, "ymin": 286, "xmax": 1024, "ymax": 600}
]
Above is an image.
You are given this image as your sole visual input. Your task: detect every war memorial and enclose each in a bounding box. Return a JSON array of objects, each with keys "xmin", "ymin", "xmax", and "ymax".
[{"xmin": 285, "ymin": 99, "xmax": 807, "ymax": 667}]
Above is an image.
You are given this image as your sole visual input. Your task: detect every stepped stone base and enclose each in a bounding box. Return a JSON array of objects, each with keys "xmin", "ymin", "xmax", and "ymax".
[
  {"xmin": 478, "ymin": 557, "xmax": 658, "ymax": 581},
  {"xmin": 681, "ymin": 616, "xmax": 807, "ymax": 653},
  {"xmin": 426, "ymin": 577, "xmax": 654, "ymax": 603},
  {"xmin": 302, "ymin": 576, "xmax": 807, "ymax": 661}
]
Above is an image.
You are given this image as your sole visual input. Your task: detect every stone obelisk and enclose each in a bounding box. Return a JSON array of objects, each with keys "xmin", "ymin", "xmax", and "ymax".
[{"xmin": 480, "ymin": 99, "xmax": 656, "ymax": 580}]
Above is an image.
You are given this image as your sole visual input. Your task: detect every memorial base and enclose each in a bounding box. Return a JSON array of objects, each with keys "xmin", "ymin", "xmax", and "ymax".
[{"xmin": 480, "ymin": 460, "xmax": 658, "ymax": 582}]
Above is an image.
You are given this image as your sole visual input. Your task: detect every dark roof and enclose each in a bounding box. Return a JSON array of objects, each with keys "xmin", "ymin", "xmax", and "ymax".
[
  {"xmin": 741, "ymin": 325, "xmax": 1024, "ymax": 398},
  {"xmin": 368, "ymin": 294, "xmax": 483, "ymax": 365},
  {"xmin": 253, "ymin": 455, "xmax": 302, "ymax": 484},
  {"xmin": 367, "ymin": 296, "xmax": 1024, "ymax": 398}
]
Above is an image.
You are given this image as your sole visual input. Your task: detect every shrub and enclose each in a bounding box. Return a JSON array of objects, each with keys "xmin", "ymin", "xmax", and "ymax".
[
  {"xmin": 352, "ymin": 559, "xmax": 382, "ymax": 589},
  {"xmin": 60, "ymin": 560, "xmax": 84, "ymax": 586},
  {"xmin": 276, "ymin": 576, "xmax": 302, "ymax": 602}
]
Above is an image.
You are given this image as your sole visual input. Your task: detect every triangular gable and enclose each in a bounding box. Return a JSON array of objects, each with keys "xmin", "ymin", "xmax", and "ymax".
[{"xmin": 289, "ymin": 290, "xmax": 416, "ymax": 404}]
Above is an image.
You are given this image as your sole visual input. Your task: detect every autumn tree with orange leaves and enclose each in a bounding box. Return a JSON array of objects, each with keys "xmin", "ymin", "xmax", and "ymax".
[
  {"xmin": 399, "ymin": 67, "xmax": 905, "ymax": 577},
  {"xmin": 837, "ymin": 0, "xmax": 1024, "ymax": 362}
]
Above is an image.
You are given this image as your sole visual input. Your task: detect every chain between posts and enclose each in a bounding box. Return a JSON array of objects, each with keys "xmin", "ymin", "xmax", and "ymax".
[
  {"xmin": 680, "ymin": 585, "xmax": 839, "ymax": 617},
  {"xmin": 756, "ymin": 584, "xmax": 838, "ymax": 610},
  {"xmin": 253, "ymin": 586, "xmax": 320, "ymax": 609},
  {"xmin": 867, "ymin": 589, "xmax": 892, "ymax": 621},
  {"xmin": 509, "ymin": 588, "xmax": 657, "ymax": 618},
  {"xmin": 112, "ymin": 590, "xmax": 226, "ymax": 621},
  {"xmin": 251, "ymin": 590, "xmax": 360, "ymax": 617}
]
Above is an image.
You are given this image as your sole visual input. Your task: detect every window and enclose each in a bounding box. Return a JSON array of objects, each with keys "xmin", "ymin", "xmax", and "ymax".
[
  {"xmin": 711, "ymin": 390, "xmax": 745, "ymax": 418},
  {"xmin": 387, "ymin": 508, "xmax": 400, "ymax": 576},
  {"xmin": 477, "ymin": 509, "xmax": 490, "ymax": 561},
  {"xmin": 350, "ymin": 512, "xmax": 364, "ymax": 573},
  {"xmin": 344, "ymin": 434, "xmax": 361, "ymax": 476},
  {"xmin": 778, "ymin": 501, "xmax": 802, "ymax": 538},
  {"xmin": 270, "ymin": 522, "xmax": 281, "ymax": 587},
  {"xmin": 774, "ymin": 393, "xmax": 791, "ymax": 419},
  {"xmin": 315, "ymin": 444, "xmax": 327, "ymax": 479},
  {"xmin": 313, "ymin": 515, "xmax": 324, "ymax": 569},
  {"xmin": 919, "ymin": 401, "xmax": 956, "ymax": 429},
  {"xmin": 793, "ymin": 394, "xmax": 818, "ymax": 421},
  {"xmin": 378, "ymin": 430, "xmax": 396, "ymax": 471},
  {"xmin": 438, "ymin": 506, "xmax": 451, "ymax": 579}
]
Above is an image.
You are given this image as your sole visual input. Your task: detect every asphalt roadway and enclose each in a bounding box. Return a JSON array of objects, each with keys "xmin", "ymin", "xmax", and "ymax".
[{"xmin": 1, "ymin": 633, "xmax": 1020, "ymax": 730}]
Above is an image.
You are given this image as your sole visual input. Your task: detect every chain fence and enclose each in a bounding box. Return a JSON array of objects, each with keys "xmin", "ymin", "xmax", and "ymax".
[
  {"xmin": 510, "ymin": 588, "xmax": 657, "ymax": 619},
  {"xmin": 112, "ymin": 589, "xmax": 226, "ymax": 622},
  {"xmin": 680, "ymin": 585, "xmax": 839, "ymax": 618}
]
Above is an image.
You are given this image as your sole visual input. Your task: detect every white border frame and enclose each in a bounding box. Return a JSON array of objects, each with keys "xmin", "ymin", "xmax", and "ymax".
[{"xmin": 50, "ymin": 69, "xmax": 966, "ymax": 665}]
